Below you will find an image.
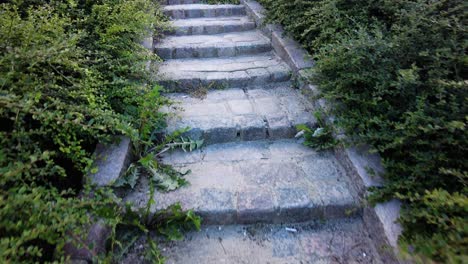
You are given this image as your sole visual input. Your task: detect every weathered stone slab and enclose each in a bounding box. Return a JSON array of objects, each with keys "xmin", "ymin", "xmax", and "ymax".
[
  {"xmin": 164, "ymin": 0, "xmax": 201, "ymax": 5},
  {"xmin": 271, "ymin": 30, "xmax": 314, "ymax": 72},
  {"xmin": 121, "ymin": 219, "xmax": 385, "ymax": 264},
  {"xmin": 336, "ymin": 145, "xmax": 402, "ymax": 258},
  {"xmin": 64, "ymin": 220, "xmax": 111, "ymax": 262},
  {"xmin": 163, "ymin": 85, "xmax": 316, "ymax": 145},
  {"xmin": 240, "ymin": 0, "xmax": 315, "ymax": 73},
  {"xmin": 156, "ymin": 53, "xmax": 292, "ymax": 91},
  {"xmin": 164, "ymin": 4, "xmax": 246, "ymax": 19},
  {"xmin": 171, "ymin": 16, "xmax": 256, "ymax": 36},
  {"xmin": 240, "ymin": 0, "xmax": 265, "ymax": 27},
  {"xmin": 88, "ymin": 136, "xmax": 132, "ymax": 187},
  {"xmin": 123, "ymin": 140, "xmax": 361, "ymax": 225},
  {"xmin": 155, "ymin": 30, "xmax": 271, "ymax": 59}
]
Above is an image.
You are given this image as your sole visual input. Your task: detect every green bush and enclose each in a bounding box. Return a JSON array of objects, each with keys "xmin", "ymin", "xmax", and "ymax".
[
  {"xmin": 259, "ymin": 0, "xmax": 467, "ymax": 262},
  {"xmin": 0, "ymin": 0, "xmax": 169, "ymax": 262}
]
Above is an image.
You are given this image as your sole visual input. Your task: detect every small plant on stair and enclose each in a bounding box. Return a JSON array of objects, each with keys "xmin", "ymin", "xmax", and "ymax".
[
  {"xmin": 115, "ymin": 131, "xmax": 203, "ymax": 192},
  {"xmin": 112, "ymin": 126, "xmax": 204, "ymax": 262},
  {"xmin": 296, "ymin": 111, "xmax": 338, "ymax": 151},
  {"xmin": 106, "ymin": 80, "xmax": 203, "ymax": 261}
]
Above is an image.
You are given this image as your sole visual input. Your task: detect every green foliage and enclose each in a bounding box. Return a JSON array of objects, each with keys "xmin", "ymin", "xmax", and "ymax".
[
  {"xmin": 258, "ymin": 0, "xmax": 373, "ymax": 53},
  {"xmin": 296, "ymin": 112, "xmax": 337, "ymax": 151},
  {"xmin": 0, "ymin": 0, "xmax": 186, "ymax": 262},
  {"xmin": 113, "ymin": 168, "xmax": 201, "ymax": 264},
  {"xmin": 116, "ymin": 116, "xmax": 204, "ymax": 191},
  {"xmin": 259, "ymin": 0, "xmax": 467, "ymax": 262},
  {"xmin": 112, "ymin": 201, "xmax": 201, "ymax": 263}
]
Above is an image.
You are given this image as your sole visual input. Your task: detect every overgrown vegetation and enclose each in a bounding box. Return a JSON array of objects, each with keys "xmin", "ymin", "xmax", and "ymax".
[
  {"xmin": 259, "ymin": 0, "xmax": 467, "ymax": 262},
  {"xmin": 0, "ymin": 0, "xmax": 199, "ymax": 262},
  {"xmin": 296, "ymin": 112, "xmax": 337, "ymax": 151}
]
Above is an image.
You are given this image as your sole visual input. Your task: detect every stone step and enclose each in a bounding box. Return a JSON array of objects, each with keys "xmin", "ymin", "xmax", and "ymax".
[
  {"xmin": 123, "ymin": 140, "xmax": 361, "ymax": 225},
  {"xmin": 170, "ymin": 16, "xmax": 256, "ymax": 36},
  {"xmin": 121, "ymin": 219, "xmax": 383, "ymax": 264},
  {"xmin": 156, "ymin": 53, "xmax": 291, "ymax": 92},
  {"xmin": 163, "ymin": 0, "xmax": 201, "ymax": 5},
  {"xmin": 163, "ymin": 85, "xmax": 317, "ymax": 145},
  {"xmin": 164, "ymin": 4, "xmax": 246, "ymax": 19},
  {"xmin": 156, "ymin": 30, "xmax": 271, "ymax": 59}
]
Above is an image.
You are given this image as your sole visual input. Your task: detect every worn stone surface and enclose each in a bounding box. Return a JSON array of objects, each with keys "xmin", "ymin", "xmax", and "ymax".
[
  {"xmin": 163, "ymin": 86, "xmax": 316, "ymax": 144},
  {"xmin": 156, "ymin": 53, "xmax": 291, "ymax": 91},
  {"xmin": 240, "ymin": 0, "xmax": 265, "ymax": 27},
  {"xmin": 335, "ymin": 145, "xmax": 402, "ymax": 253},
  {"xmin": 164, "ymin": 4, "xmax": 246, "ymax": 19},
  {"xmin": 164, "ymin": 0, "xmax": 201, "ymax": 5},
  {"xmin": 271, "ymin": 30, "xmax": 314, "ymax": 72},
  {"xmin": 64, "ymin": 220, "xmax": 111, "ymax": 262},
  {"xmin": 123, "ymin": 140, "xmax": 360, "ymax": 225},
  {"xmin": 374, "ymin": 200, "xmax": 402, "ymax": 248},
  {"xmin": 89, "ymin": 136, "xmax": 132, "ymax": 187},
  {"xmin": 121, "ymin": 219, "xmax": 383, "ymax": 264},
  {"xmin": 156, "ymin": 30, "xmax": 270, "ymax": 59},
  {"xmin": 121, "ymin": 0, "xmax": 398, "ymax": 262},
  {"xmin": 239, "ymin": 0, "xmax": 315, "ymax": 73},
  {"xmin": 344, "ymin": 145, "xmax": 386, "ymax": 189},
  {"xmin": 171, "ymin": 16, "xmax": 255, "ymax": 36}
]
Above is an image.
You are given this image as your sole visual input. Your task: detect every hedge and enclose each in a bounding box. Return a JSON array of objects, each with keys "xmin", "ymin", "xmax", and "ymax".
[
  {"xmin": 259, "ymin": 0, "xmax": 467, "ymax": 262},
  {"xmin": 0, "ymin": 0, "xmax": 169, "ymax": 262}
]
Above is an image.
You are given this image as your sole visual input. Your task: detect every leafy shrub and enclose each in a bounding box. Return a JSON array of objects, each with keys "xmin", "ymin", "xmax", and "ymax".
[
  {"xmin": 0, "ymin": 0, "xmax": 176, "ymax": 262},
  {"xmin": 258, "ymin": 0, "xmax": 374, "ymax": 53},
  {"xmin": 259, "ymin": 0, "xmax": 467, "ymax": 262}
]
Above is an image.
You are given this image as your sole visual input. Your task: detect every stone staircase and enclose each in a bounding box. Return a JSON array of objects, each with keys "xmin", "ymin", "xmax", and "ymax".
[{"xmin": 122, "ymin": 1, "xmax": 385, "ymax": 263}]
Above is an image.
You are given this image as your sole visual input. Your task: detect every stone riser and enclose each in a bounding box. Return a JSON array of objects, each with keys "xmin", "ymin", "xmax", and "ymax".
[
  {"xmin": 163, "ymin": 202, "xmax": 361, "ymax": 226},
  {"xmin": 124, "ymin": 140, "xmax": 362, "ymax": 226},
  {"xmin": 164, "ymin": 5, "xmax": 246, "ymax": 19},
  {"xmin": 121, "ymin": 219, "xmax": 384, "ymax": 264},
  {"xmin": 164, "ymin": 86, "xmax": 317, "ymax": 145},
  {"xmin": 173, "ymin": 122, "xmax": 297, "ymax": 146},
  {"xmin": 171, "ymin": 20, "xmax": 256, "ymax": 36},
  {"xmin": 156, "ymin": 43, "xmax": 271, "ymax": 59},
  {"xmin": 164, "ymin": 0, "xmax": 201, "ymax": 5},
  {"xmin": 159, "ymin": 71, "xmax": 291, "ymax": 93}
]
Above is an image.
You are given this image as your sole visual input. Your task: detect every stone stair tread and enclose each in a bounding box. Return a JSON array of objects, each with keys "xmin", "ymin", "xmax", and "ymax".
[
  {"xmin": 164, "ymin": 4, "xmax": 243, "ymax": 10},
  {"xmin": 158, "ymin": 53, "xmax": 286, "ymax": 73},
  {"xmin": 123, "ymin": 140, "xmax": 360, "ymax": 225},
  {"xmin": 121, "ymin": 219, "xmax": 383, "ymax": 264},
  {"xmin": 164, "ymin": 0, "xmax": 201, "ymax": 5},
  {"xmin": 119, "ymin": 1, "xmax": 388, "ymax": 262},
  {"xmin": 156, "ymin": 30, "xmax": 271, "ymax": 59},
  {"xmin": 157, "ymin": 30, "xmax": 268, "ymax": 48},
  {"xmin": 156, "ymin": 53, "xmax": 291, "ymax": 91},
  {"xmin": 164, "ymin": 4, "xmax": 246, "ymax": 19},
  {"xmin": 163, "ymin": 86, "xmax": 317, "ymax": 144},
  {"xmin": 171, "ymin": 16, "xmax": 255, "ymax": 35},
  {"xmin": 172, "ymin": 16, "xmax": 252, "ymax": 26}
]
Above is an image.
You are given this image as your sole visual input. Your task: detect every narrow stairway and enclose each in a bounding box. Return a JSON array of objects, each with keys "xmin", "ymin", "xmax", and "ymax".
[{"xmin": 123, "ymin": 1, "xmax": 384, "ymax": 263}]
